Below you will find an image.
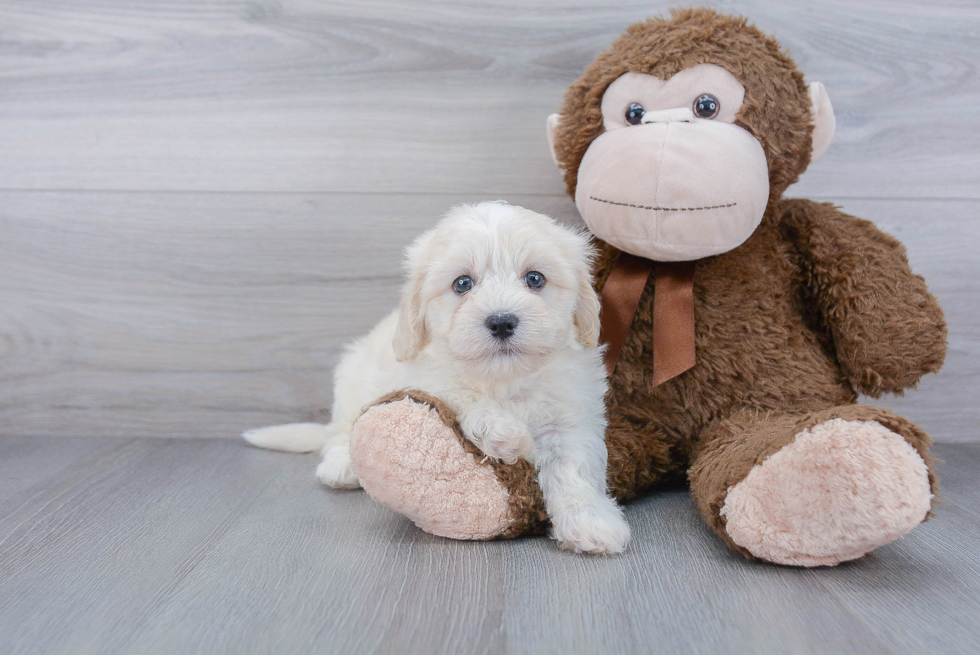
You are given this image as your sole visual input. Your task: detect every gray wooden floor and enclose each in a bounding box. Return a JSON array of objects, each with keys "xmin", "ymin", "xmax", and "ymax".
[
  {"xmin": 2, "ymin": 1, "xmax": 979, "ymax": 653},
  {"xmin": 0, "ymin": 438, "xmax": 978, "ymax": 655}
]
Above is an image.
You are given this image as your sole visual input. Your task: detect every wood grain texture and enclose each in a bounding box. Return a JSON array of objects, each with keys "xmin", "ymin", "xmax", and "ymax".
[
  {"xmin": 0, "ymin": 0, "xmax": 978, "ymax": 198},
  {"xmin": 1, "ymin": 3, "xmax": 977, "ymax": 653},
  {"xmin": 0, "ymin": 437, "xmax": 978, "ymax": 654},
  {"xmin": 0, "ymin": 436, "xmax": 127, "ymax": 505},
  {"xmin": 0, "ymin": 1, "xmax": 976, "ymax": 441},
  {"xmin": 1, "ymin": 192, "xmax": 976, "ymax": 441},
  {"xmin": 0, "ymin": 191, "xmax": 578, "ymax": 438}
]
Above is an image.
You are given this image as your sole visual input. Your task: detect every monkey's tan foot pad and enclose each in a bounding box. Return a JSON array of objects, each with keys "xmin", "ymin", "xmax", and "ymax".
[
  {"xmin": 349, "ymin": 394, "xmax": 514, "ymax": 540},
  {"xmin": 721, "ymin": 418, "xmax": 933, "ymax": 567}
]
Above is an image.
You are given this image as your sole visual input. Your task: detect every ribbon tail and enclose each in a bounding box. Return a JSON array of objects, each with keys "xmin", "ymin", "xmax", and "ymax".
[
  {"xmin": 599, "ymin": 253, "xmax": 654, "ymax": 378},
  {"xmin": 652, "ymin": 261, "xmax": 696, "ymax": 387}
]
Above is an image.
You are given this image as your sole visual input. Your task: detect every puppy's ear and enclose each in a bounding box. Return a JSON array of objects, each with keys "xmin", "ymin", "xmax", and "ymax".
[
  {"xmin": 573, "ymin": 243, "xmax": 602, "ymax": 349},
  {"xmin": 392, "ymin": 232, "xmax": 432, "ymax": 361},
  {"xmin": 392, "ymin": 279, "xmax": 426, "ymax": 361}
]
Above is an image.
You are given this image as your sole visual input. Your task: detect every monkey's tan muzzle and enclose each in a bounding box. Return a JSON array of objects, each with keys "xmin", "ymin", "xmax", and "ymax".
[{"xmin": 575, "ymin": 119, "xmax": 769, "ymax": 262}]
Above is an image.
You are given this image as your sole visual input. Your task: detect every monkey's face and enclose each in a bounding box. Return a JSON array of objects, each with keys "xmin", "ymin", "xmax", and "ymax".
[
  {"xmin": 547, "ymin": 11, "xmax": 836, "ymax": 263},
  {"xmin": 572, "ymin": 64, "xmax": 769, "ymax": 262}
]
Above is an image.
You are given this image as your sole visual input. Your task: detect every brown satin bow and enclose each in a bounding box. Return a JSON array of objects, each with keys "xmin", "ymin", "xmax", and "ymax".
[{"xmin": 598, "ymin": 252, "xmax": 696, "ymax": 386}]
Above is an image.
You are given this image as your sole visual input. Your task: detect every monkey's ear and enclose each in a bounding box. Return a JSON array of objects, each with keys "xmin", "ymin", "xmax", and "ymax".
[
  {"xmin": 808, "ymin": 82, "xmax": 836, "ymax": 163},
  {"xmin": 546, "ymin": 114, "xmax": 561, "ymax": 167}
]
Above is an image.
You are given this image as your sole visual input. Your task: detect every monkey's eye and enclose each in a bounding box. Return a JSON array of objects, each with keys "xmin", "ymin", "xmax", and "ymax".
[
  {"xmin": 693, "ymin": 94, "xmax": 720, "ymax": 119},
  {"xmin": 524, "ymin": 271, "xmax": 546, "ymax": 289},
  {"xmin": 452, "ymin": 276, "xmax": 473, "ymax": 294},
  {"xmin": 625, "ymin": 103, "xmax": 645, "ymax": 125}
]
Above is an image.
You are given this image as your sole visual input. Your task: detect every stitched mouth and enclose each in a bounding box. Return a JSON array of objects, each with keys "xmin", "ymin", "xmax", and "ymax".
[{"xmin": 590, "ymin": 196, "xmax": 737, "ymax": 212}]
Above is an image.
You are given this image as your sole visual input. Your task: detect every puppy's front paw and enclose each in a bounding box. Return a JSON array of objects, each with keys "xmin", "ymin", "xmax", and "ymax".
[
  {"xmin": 553, "ymin": 500, "xmax": 631, "ymax": 555},
  {"xmin": 460, "ymin": 409, "xmax": 533, "ymax": 465},
  {"xmin": 316, "ymin": 444, "xmax": 361, "ymax": 489}
]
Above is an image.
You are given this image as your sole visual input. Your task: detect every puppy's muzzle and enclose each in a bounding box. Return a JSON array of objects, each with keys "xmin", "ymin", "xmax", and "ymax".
[{"xmin": 485, "ymin": 313, "xmax": 519, "ymax": 340}]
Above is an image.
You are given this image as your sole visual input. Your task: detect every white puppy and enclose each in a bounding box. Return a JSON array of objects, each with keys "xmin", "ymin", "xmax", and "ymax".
[{"xmin": 244, "ymin": 201, "xmax": 630, "ymax": 554}]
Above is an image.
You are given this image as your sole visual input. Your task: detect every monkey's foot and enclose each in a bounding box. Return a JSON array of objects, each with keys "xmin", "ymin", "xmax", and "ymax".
[
  {"xmin": 349, "ymin": 390, "xmax": 547, "ymax": 540},
  {"xmin": 721, "ymin": 418, "xmax": 933, "ymax": 567}
]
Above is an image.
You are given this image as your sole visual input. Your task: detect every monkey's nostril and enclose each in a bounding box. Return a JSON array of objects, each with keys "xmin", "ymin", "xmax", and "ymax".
[{"xmin": 485, "ymin": 313, "xmax": 519, "ymax": 340}]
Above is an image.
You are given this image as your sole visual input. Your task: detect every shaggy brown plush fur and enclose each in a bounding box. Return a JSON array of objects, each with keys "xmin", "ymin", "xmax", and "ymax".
[{"xmin": 504, "ymin": 8, "xmax": 946, "ymax": 557}]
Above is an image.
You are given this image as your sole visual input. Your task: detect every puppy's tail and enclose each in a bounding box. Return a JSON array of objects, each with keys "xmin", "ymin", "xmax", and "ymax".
[{"xmin": 242, "ymin": 423, "xmax": 330, "ymax": 453}]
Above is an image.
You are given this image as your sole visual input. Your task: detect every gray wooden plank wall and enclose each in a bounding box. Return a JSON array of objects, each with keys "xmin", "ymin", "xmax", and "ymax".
[{"xmin": 1, "ymin": 0, "xmax": 978, "ymax": 441}]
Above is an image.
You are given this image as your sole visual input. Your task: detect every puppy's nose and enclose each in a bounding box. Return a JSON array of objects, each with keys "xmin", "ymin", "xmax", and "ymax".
[{"xmin": 485, "ymin": 313, "xmax": 519, "ymax": 340}]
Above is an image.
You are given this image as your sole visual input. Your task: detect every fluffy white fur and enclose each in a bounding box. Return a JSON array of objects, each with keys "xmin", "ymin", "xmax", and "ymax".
[{"xmin": 244, "ymin": 201, "xmax": 630, "ymax": 554}]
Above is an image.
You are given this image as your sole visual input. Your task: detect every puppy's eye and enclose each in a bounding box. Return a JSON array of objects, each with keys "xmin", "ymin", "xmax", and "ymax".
[
  {"xmin": 693, "ymin": 93, "xmax": 720, "ymax": 119},
  {"xmin": 625, "ymin": 102, "xmax": 645, "ymax": 125},
  {"xmin": 452, "ymin": 276, "xmax": 473, "ymax": 294},
  {"xmin": 524, "ymin": 271, "xmax": 546, "ymax": 289}
]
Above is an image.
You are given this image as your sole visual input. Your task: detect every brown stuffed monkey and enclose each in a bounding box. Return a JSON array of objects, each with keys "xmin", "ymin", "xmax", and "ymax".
[{"xmin": 347, "ymin": 8, "xmax": 947, "ymax": 566}]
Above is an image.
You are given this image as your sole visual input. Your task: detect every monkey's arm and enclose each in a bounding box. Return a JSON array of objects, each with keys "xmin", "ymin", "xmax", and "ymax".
[{"xmin": 780, "ymin": 198, "xmax": 947, "ymax": 397}]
